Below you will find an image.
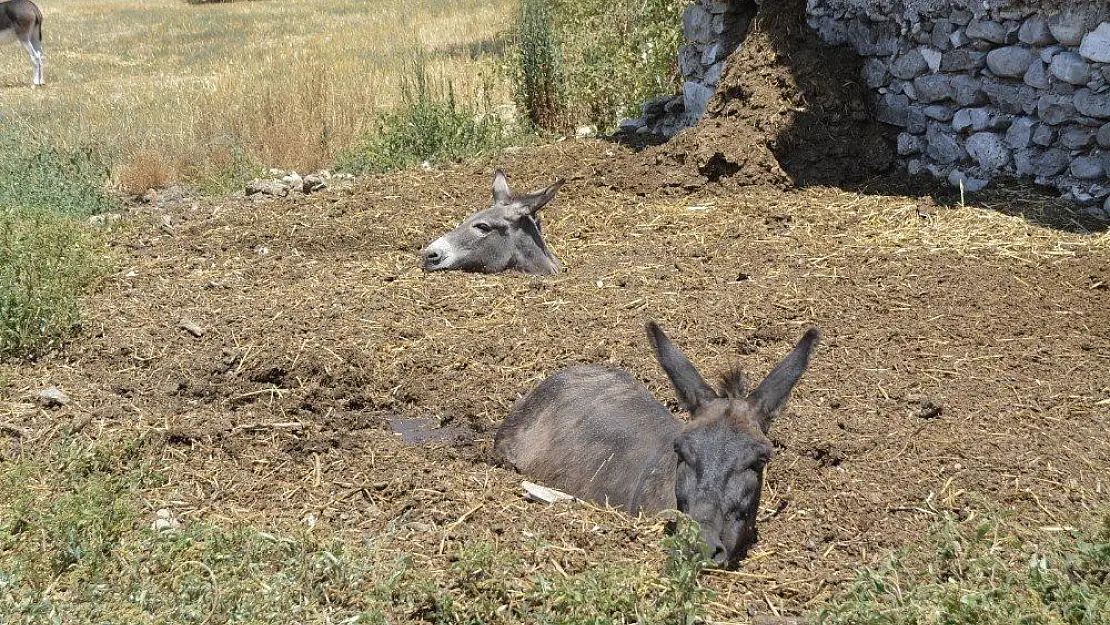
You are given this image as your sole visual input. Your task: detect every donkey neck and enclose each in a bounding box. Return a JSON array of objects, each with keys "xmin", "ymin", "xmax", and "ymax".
[
  {"xmin": 628, "ymin": 440, "xmax": 679, "ymax": 513},
  {"xmin": 509, "ymin": 216, "xmax": 561, "ymax": 274}
]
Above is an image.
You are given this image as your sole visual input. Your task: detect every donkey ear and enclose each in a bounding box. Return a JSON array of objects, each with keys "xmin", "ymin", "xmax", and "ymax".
[
  {"xmin": 492, "ymin": 169, "xmax": 513, "ymax": 205},
  {"xmin": 748, "ymin": 328, "xmax": 821, "ymax": 433},
  {"xmin": 646, "ymin": 321, "xmax": 717, "ymax": 413},
  {"xmin": 513, "ymin": 179, "xmax": 565, "ymax": 217}
]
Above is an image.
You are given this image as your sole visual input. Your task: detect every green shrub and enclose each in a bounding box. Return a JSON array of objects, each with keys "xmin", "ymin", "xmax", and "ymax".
[
  {"xmin": 817, "ymin": 510, "xmax": 1110, "ymax": 625},
  {"xmin": 0, "ymin": 126, "xmax": 112, "ymax": 359},
  {"xmin": 514, "ymin": 0, "xmax": 567, "ymax": 131},
  {"xmin": 337, "ymin": 60, "xmax": 517, "ymax": 175},
  {"xmin": 511, "ymin": 0, "xmax": 685, "ymax": 132}
]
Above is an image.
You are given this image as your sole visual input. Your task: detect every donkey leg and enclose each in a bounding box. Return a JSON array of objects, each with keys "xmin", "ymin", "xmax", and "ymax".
[{"xmin": 19, "ymin": 38, "xmax": 41, "ymax": 87}]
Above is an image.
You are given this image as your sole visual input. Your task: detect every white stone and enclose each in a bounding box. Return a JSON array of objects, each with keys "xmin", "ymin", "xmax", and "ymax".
[
  {"xmin": 37, "ymin": 387, "xmax": 70, "ymax": 407},
  {"xmin": 1079, "ymin": 23, "xmax": 1110, "ymax": 63},
  {"xmin": 920, "ymin": 47, "xmax": 943, "ymax": 73}
]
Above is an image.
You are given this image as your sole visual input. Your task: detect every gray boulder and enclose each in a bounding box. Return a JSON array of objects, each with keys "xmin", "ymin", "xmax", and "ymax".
[
  {"xmin": 897, "ymin": 132, "xmax": 923, "ymax": 155},
  {"xmin": 966, "ymin": 132, "xmax": 1010, "ymax": 172},
  {"xmin": 941, "ymin": 49, "xmax": 986, "ymax": 72},
  {"xmin": 862, "ymin": 58, "xmax": 889, "ymax": 89},
  {"xmin": 947, "ymin": 169, "xmax": 989, "ymax": 192},
  {"xmin": 1050, "ymin": 52, "xmax": 1092, "ymax": 85},
  {"xmin": 986, "ymin": 46, "xmax": 1035, "ymax": 78},
  {"xmin": 926, "ymin": 125, "xmax": 964, "ymax": 163},
  {"xmin": 1098, "ymin": 122, "xmax": 1110, "ymax": 148},
  {"xmin": 1005, "ymin": 117, "xmax": 1035, "ymax": 149},
  {"xmin": 952, "ymin": 107, "xmax": 992, "ymax": 133},
  {"xmin": 1037, "ymin": 94, "xmax": 1079, "ymax": 125},
  {"xmin": 1024, "ymin": 60, "xmax": 1050, "ymax": 89},
  {"xmin": 1033, "ymin": 123, "xmax": 1056, "ymax": 146},
  {"xmin": 891, "ymin": 50, "xmax": 929, "ymax": 80},
  {"xmin": 1075, "ymin": 88, "xmax": 1110, "ymax": 118},
  {"xmin": 1071, "ymin": 156, "xmax": 1106, "ymax": 179},
  {"xmin": 1060, "ymin": 126, "xmax": 1094, "ymax": 149},
  {"xmin": 913, "ymin": 75, "xmax": 952, "ymax": 103},
  {"xmin": 1035, "ymin": 149, "xmax": 1070, "ymax": 176},
  {"xmin": 1018, "ymin": 16, "xmax": 1055, "ymax": 45},
  {"xmin": 966, "ymin": 19, "xmax": 1009, "ymax": 44},
  {"xmin": 1079, "ymin": 23, "xmax": 1110, "ymax": 63},
  {"xmin": 925, "ymin": 104, "xmax": 955, "ymax": 121},
  {"xmin": 1048, "ymin": 11, "xmax": 1091, "ymax": 46},
  {"xmin": 951, "ymin": 75, "xmax": 986, "ymax": 106}
]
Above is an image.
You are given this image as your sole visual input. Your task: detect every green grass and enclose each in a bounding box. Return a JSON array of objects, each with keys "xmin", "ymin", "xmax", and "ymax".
[
  {"xmin": 337, "ymin": 60, "xmax": 521, "ymax": 175},
  {"xmin": 0, "ymin": 124, "xmax": 112, "ymax": 360},
  {"xmin": 0, "ymin": 437, "xmax": 714, "ymax": 625},
  {"xmin": 511, "ymin": 0, "xmax": 685, "ymax": 131},
  {"xmin": 817, "ymin": 510, "xmax": 1110, "ymax": 625}
]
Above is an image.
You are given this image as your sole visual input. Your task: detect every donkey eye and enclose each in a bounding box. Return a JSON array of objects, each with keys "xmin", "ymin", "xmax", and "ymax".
[{"xmin": 473, "ymin": 222, "xmax": 493, "ymax": 234}]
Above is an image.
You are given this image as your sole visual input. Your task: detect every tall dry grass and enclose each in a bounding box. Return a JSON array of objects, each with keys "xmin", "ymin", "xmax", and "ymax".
[{"xmin": 0, "ymin": 0, "xmax": 514, "ymax": 191}]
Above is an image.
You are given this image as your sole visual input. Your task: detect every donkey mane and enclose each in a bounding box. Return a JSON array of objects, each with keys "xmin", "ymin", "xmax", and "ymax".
[{"xmin": 719, "ymin": 367, "xmax": 747, "ymax": 400}]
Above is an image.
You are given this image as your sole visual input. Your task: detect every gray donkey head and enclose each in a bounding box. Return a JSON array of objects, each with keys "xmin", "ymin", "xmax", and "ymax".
[
  {"xmin": 420, "ymin": 170, "xmax": 565, "ymax": 275},
  {"xmin": 648, "ymin": 323, "xmax": 821, "ymax": 566}
]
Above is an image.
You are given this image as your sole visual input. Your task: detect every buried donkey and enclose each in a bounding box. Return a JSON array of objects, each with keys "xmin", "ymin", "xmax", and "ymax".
[
  {"xmin": 421, "ymin": 170, "xmax": 564, "ymax": 274},
  {"xmin": 495, "ymin": 322, "xmax": 820, "ymax": 567},
  {"xmin": 1, "ymin": 0, "xmax": 45, "ymax": 87}
]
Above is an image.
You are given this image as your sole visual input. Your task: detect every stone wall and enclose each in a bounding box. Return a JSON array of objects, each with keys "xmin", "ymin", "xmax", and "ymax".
[
  {"xmin": 806, "ymin": 0, "xmax": 1110, "ymax": 215},
  {"xmin": 620, "ymin": 0, "xmax": 757, "ymax": 137}
]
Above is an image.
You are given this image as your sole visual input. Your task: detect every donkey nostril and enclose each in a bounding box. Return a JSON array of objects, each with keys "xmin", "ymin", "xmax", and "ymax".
[
  {"xmin": 710, "ymin": 545, "xmax": 727, "ymax": 565},
  {"xmin": 424, "ymin": 250, "xmax": 441, "ymax": 262}
]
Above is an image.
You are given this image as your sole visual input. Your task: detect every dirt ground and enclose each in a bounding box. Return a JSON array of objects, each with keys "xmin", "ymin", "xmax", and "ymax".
[
  {"xmin": 3, "ymin": 0, "xmax": 1109, "ymax": 619},
  {"xmin": 2, "ymin": 133, "xmax": 1108, "ymax": 619}
]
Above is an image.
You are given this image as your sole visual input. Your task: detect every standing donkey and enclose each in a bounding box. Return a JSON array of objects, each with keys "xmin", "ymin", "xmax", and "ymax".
[
  {"xmin": 421, "ymin": 169, "xmax": 565, "ymax": 274},
  {"xmin": 1, "ymin": 0, "xmax": 44, "ymax": 87},
  {"xmin": 496, "ymin": 322, "xmax": 820, "ymax": 567}
]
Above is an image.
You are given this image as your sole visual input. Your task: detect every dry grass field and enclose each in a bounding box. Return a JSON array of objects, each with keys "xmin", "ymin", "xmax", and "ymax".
[{"xmin": 0, "ymin": 0, "xmax": 514, "ymax": 191}]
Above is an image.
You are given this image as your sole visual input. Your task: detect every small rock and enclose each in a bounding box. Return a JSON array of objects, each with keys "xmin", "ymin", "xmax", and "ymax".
[
  {"xmin": 1048, "ymin": 11, "xmax": 1092, "ymax": 46},
  {"xmin": 1035, "ymin": 148, "xmax": 1070, "ymax": 176},
  {"xmin": 1018, "ymin": 16, "xmax": 1055, "ymax": 45},
  {"xmin": 966, "ymin": 132, "xmax": 1010, "ymax": 172},
  {"xmin": 281, "ymin": 172, "xmax": 302, "ymax": 190},
  {"xmin": 1050, "ymin": 52, "xmax": 1092, "ymax": 85},
  {"xmin": 302, "ymin": 174, "xmax": 326, "ymax": 194},
  {"xmin": 861, "ymin": 58, "xmax": 888, "ymax": 89},
  {"xmin": 1097, "ymin": 122, "xmax": 1110, "ymax": 148},
  {"xmin": 891, "ymin": 50, "xmax": 929, "ymax": 80},
  {"xmin": 947, "ymin": 169, "xmax": 988, "ymax": 193},
  {"xmin": 924, "ymin": 104, "xmax": 955, "ymax": 121},
  {"xmin": 1060, "ymin": 126, "xmax": 1094, "ymax": 149},
  {"xmin": 1071, "ymin": 156, "xmax": 1106, "ymax": 179},
  {"xmin": 914, "ymin": 75, "xmax": 952, "ymax": 103},
  {"xmin": 926, "ymin": 126, "xmax": 963, "ymax": 163},
  {"xmin": 1080, "ymin": 23, "xmax": 1110, "ymax": 62},
  {"xmin": 682, "ymin": 81, "xmax": 714, "ymax": 121},
  {"xmin": 683, "ymin": 4, "xmax": 714, "ymax": 43},
  {"xmin": 920, "ymin": 47, "xmax": 943, "ymax": 73},
  {"xmin": 575, "ymin": 125, "xmax": 597, "ymax": 138},
  {"xmin": 618, "ymin": 118, "xmax": 644, "ymax": 132},
  {"xmin": 1032, "ymin": 123, "xmax": 1056, "ymax": 146},
  {"xmin": 1024, "ymin": 60, "xmax": 1050, "ymax": 89},
  {"xmin": 704, "ymin": 60, "xmax": 725, "ymax": 86},
  {"xmin": 951, "ymin": 75, "xmax": 986, "ymax": 106},
  {"xmin": 1075, "ymin": 88, "xmax": 1110, "ymax": 118},
  {"xmin": 897, "ymin": 132, "xmax": 923, "ymax": 155},
  {"xmin": 941, "ymin": 49, "xmax": 986, "ymax": 72},
  {"xmin": 1038, "ymin": 94, "xmax": 1078, "ymax": 125},
  {"xmin": 1005, "ymin": 116, "xmax": 1036, "ymax": 149},
  {"xmin": 986, "ymin": 46, "xmax": 1035, "ymax": 78},
  {"xmin": 949, "ymin": 29, "xmax": 970, "ymax": 49},
  {"xmin": 1012, "ymin": 148, "xmax": 1038, "ymax": 176},
  {"xmin": 245, "ymin": 179, "xmax": 289, "ymax": 197},
  {"xmin": 152, "ymin": 508, "xmax": 181, "ymax": 532},
  {"xmin": 966, "ymin": 19, "xmax": 1009, "ymax": 44},
  {"xmin": 179, "ymin": 318, "xmax": 205, "ymax": 338},
  {"xmin": 952, "ymin": 108, "xmax": 992, "ymax": 133},
  {"xmin": 38, "ymin": 387, "xmax": 70, "ymax": 408}
]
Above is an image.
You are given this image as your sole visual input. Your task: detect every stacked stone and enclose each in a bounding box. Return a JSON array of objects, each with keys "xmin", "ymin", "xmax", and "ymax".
[
  {"xmin": 619, "ymin": 0, "xmax": 753, "ymax": 137},
  {"xmin": 808, "ymin": 1, "xmax": 1110, "ymax": 216}
]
